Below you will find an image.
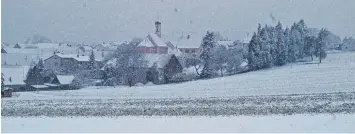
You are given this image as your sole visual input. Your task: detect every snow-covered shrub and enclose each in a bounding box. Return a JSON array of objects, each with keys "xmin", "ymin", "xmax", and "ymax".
[
  {"xmin": 145, "ymin": 82, "xmax": 155, "ymax": 86},
  {"xmin": 169, "ymin": 72, "xmax": 198, "ymax": 83},
  {"xmin": 135, "ymin": 82, "xmax": 144, "ymax": 87}
]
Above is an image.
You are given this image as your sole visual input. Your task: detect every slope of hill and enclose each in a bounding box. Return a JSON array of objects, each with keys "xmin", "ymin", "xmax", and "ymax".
[{"xmin": 6, "ymin": 52, "xmax": 355, "ymax": 100}]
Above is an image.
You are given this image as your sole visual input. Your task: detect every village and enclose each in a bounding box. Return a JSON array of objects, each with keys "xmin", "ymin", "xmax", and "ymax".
[{"xmin": 1, "ymin": 20, "xmax": 250, "ymax": 95}]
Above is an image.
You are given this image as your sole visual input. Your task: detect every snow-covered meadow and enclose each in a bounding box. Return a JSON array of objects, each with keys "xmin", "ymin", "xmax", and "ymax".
[
  {"xmin": 2, "ymin": 52, "xmax": 355, "ymax": 132},
  {"xmin": 2, "ymin": 114, "xmax": 355, "ymax": 133},
  {"xmin": 4, "ymin": 52, "xmax": 355, "ymax": 100}
]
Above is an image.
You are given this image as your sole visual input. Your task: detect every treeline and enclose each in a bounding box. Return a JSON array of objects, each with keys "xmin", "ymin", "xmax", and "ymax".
[
  {"xmin": 247, "ymin": 20, "xmax": 329, "ymax": 71},
  {"xmin": 198, "ymin": 19, "xmax": 330, "ymax": 79}
]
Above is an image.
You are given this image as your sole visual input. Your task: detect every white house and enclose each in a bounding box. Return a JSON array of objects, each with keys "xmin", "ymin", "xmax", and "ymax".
[
  {"xmin": 1, "ymin": 66, "xmax": 30, "ymax": 91},
  {"xmin": 175, "ymin": 34, "xmax": 202, "ymax": 57},
  {"xmin": 44, "ymin": 54, "xmax": 102, "ymax": 74}
]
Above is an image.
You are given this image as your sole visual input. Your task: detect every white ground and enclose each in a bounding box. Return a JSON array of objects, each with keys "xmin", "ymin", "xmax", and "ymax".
[
  {"xmin": 2, "ymin": 114, "xmax": 355, "ymax": 133},
  {"xmin": 2, "ymin": 52, "xmax": 355, "ymax": 132},
  {"xmin": 4, "ymin": 52, "xmax": 355, "ymax": 100}
]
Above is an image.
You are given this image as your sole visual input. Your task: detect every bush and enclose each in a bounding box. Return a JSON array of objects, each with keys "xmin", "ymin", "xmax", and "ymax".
[
  {"xmin": 135, "ymin": 83, "xmax": 144, "ymax": 87},
  {"xmin": 169, "ymin": 72, "xmax": 198, "ymax": 83}
]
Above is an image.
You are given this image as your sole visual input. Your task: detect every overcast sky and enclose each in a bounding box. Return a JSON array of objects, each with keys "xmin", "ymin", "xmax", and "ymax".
[{"xmin": 2, "ymin": 0, "xmax": 355, "ymax": 44}]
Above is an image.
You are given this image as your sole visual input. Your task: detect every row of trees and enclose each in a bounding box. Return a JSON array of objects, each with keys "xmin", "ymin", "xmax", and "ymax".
[
  {"xmin": 247, "ymin": 20, "xmax": 329, "ymax": 71},
  {"xmin": 198, "ymin": 19, "xmax": 330, "ymax": 79}
]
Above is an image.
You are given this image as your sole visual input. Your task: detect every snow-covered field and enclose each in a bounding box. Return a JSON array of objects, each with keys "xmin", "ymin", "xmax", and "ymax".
[
  {"xmin": 2, "ymin": 52, "xmax": 355, "ymax": 132},
  {"xmin": 2, "ymin": 114, "xmax": 355, "ymax": 133},
  {"xmin": 2, "ymin": 92, "xmax": 355, "ymax": 116},
  {"xmin": 4, "ymin": 52, "xmax": 355, "ymax": 100}
]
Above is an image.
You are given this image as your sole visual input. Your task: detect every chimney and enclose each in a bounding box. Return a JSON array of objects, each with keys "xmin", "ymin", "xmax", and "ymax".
[{"xmin": 155, "ymin": 21, "xmax": 162, "ymax": 38}]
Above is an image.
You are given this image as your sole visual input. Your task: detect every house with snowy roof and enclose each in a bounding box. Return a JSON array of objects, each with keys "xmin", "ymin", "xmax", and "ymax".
[
  {"xmin": 51, "ymin": 75, "xmax": 80, "ymax": 90},
  {"xmin": 44, "ymin": 54, "xmax": 103, "ymax": 74},
  {"xmin": 137, "ymin": 33, "xmax": 169, "ymax": 54},
  {"xmin": 1, "ymin": 66, "xmax": 30, "ymax": 91},
  {"xmin": 2, "ymin": 64, "xmax": 81, "ymax": 91},
  {"xmin": 136, "ymin": 21, "xmax": 171, "ymax": 54},
  {"xmin": 174, "ymin": 34, "xmax": 202, "ymax": 57}
]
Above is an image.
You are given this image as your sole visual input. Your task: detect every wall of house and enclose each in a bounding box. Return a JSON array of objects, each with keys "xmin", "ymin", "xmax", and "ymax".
[
  {"xmin": 44, "ymin": 56, "xmax": 79, "ymax": 74},
  {"xmin": 137, "ymin": 46, "xmax": 169, "ymax": 54},
  {"xmin": 60, "ymin": 58, "xmax": 78, "ymax": 73},
  {"xmin": 158, "ymin": 47, "xmax": 168, "ymax": 54},
  {"xmin": 44, "ymin": 55, "xmax": 62, "ymax": 72}
]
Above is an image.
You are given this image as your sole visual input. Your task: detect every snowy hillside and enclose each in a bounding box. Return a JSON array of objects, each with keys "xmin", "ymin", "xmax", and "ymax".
[
  {"xmin": 6, "ymin": 52, "xmax": 355, "ymax": 100},
  {"xmin": 2, "ymin": 52, "xmax": 355, "ymax": 133}
]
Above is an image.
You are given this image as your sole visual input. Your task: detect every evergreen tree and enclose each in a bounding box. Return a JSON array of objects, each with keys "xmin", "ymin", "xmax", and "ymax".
[
  {"xmin": 304, "ymin": 36, "xmax": 316, "ymax": 60},
  {"xmin": 25, "ymin": 66, "xmax": 43, "ymax": 85},
  {"xmin": 288, "ymin": 23, "xmax": 298, "ymax": 62},
  {"xmin": 146, "ymin": 63, "xmax": 159, "ymax": 84},
  {"xmin": 1, "ymin": 73, "xmax": 5, "ymax": 89},
  {"xmin": 267, "ymin": 25, "xmax": 277, "ymax": 65},
  {"xmin": 248, "ymin": 33, "xmax": 258, "ymax": 70},
  {"xmin": 315, "ymin": 29, "xmax": 329, "ymax": 63},
  {"xmin": 200, "ymin": 31, "xmax": 216, "ymax": 79},
  {"xmin": 275, "ymin": 22, "xmax": 287, "ymax": 66},
  {"xmin": 295, "ymin": 19, "xmax": 310, "ymax": 59},
  {"xmin": 37, "ymin": 58, "xmax": 44, "ymax": 72},
  {"xmin": 260, "ymin": 27, "xmax": 272, "ymax": 68},
  {"xmin": 257, "ymin": 23, "xmax": 262, "ymax": 35},
  {"xmin": 89, "ymin": 50, "xmax": 96, "ymax": 69}
]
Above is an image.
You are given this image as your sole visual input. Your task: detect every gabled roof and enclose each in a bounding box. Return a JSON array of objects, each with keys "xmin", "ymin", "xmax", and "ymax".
[
  {"xmin": 148, "ymin": 33, "xmax": 166, "ymax": 47},
  {"xmin": 138, "ymin": 33, "xmax": 167, "ymax": 47},
  {"xmin": 175, "ymin": 35, "xmax": 202, "ymax": 49},
  {"xmin": 138, "ymin": 38, "xmax": 155, "ymax": 47},
  {"xmin": 56, "ymin": 75, "xmax": 75, "ymax": 85}
]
